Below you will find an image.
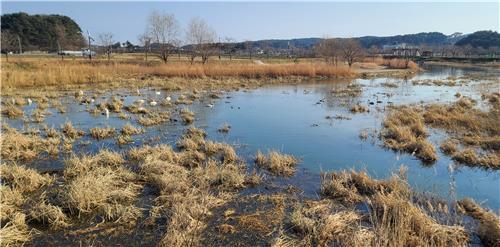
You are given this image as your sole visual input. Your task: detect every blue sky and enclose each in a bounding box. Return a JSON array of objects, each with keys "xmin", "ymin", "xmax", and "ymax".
[{"xmin": 2, "ymin": 1, "xmax": 499, "ymax": 43}]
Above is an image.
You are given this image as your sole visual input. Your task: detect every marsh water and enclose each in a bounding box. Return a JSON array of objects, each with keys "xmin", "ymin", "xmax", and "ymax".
[{"xmin": 5, "ymin": 64, "xmax": 500, "ymax": 211}]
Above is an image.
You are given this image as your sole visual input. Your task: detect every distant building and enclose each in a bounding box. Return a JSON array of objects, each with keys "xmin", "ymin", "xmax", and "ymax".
[
  {"xmin": 59, "ymin": 49, "xmax": 96, "ymax": 56},
  {"xmin": 383, "ymin": 43, "xmax": 420, "ymax": 57}
]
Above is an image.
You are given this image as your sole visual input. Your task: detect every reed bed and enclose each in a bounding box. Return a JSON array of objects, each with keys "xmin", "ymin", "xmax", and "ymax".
[{"xmin": 2, "ymin": 60, "xmax": 355, "ymax": 89}]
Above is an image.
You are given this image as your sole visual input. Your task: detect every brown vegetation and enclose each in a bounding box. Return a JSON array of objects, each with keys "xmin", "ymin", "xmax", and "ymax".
[
  {"xmin": 254, "ymin": 150, "xmax": 299, "ymax": 177},
  {"xmin": 381, "ymin": 107, "xmax": 437, "ymax": 162}
]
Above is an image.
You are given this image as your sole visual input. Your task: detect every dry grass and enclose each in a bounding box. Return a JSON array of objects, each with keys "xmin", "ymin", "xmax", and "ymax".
[
  {"xmin": 137, "ymin": 111, "xmax": 170, "ymax": 126},
  {"xmin": 63, "ymin": 151, "xmax": 142, "ymax": 224},
  {"xmin": 381, "ymin": 107, "xmax": 437, "ymax": 162},
  {"xmin": 423, "ymin": 98, "xmax": 499, "ymax": 169},
  {"xmin": 350, "ymin": 104, "xmax": 369, "ymax": 113},
  {"xmin": 1, "ymin": 60, "xmax": 355, "ymax": 90},
  {"xmin": 121, "ymin": 123, "xmax": 143, "ymax": 136},
  {"xmin": 28, "ymin": 197, "xmax": 71, "ymax": 230},
  {"xmin": 254, "ymin": 150, "xmax": 299, "ymax": 177},
  {"xmin": 0, "ymin": 163, "xmax": 52, "ymax": 194},
  {"xmin": 131, "ymin": 127, "xmax": 253, "ymax": 246},
  {"xmin": 277, "ymin": 168, "xmax": 469, "ymax": 246},
  {"xmin": 378, "ymin": 58, "xmax": 419, "ymax": 70},
  {"xmin": 90, "ymin": 126, "xmax": 116, "ymax": 139},
  {"xmin": 0, "ymin": 213, "xmax": 32, "ymax": 247},
  {"xmin": 458, "ymin": 198, "xmax": 500, "ymax": 246},
  {"xmin": 180, "ymin": 108, "xmax": 195, "ymax": 124},
  {"xmin": 1, "ymin": 103, "xmax": 24, "ymax": 118},
  {"xmin": 62, "ymin": 121, "xmax": 84, "ymax": 139}
]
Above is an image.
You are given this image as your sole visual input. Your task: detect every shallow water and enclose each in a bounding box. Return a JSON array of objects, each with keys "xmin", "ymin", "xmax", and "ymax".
[{"xmin": 5, "ymin": 64, "xmax": 500, "ymax": 211}]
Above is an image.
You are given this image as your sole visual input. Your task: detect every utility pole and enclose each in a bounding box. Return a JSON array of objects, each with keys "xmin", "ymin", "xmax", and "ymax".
[
  {"xmin": 87, "ymin": 30, "xmax": 94, "ymax": 61},
  {"xmin": 218, "ymin": 37, "xmax": 221, "ymax": 60}
]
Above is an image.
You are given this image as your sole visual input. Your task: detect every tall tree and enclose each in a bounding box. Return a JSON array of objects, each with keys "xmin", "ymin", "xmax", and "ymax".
[
  {"xmin": 1, "ymin": 30, "xmax": 17, "ymax": 62},
  {"xmin": 340, "ymin": 38, "xmax": 365, "ymax": 67},
  {"xmin": 98, "ymin": 32, "xmax": 114, "ymax": 61},
  {"xmin": 186, "ymin": 17, "xmax": 216, "ymax": 64},
  {"xmin": 138, "ymin": 33, "xmax": 151, "ymax": 62},
  {"xmin": 147, "ymin": 11, "xmax": 179, "ymax": 63}
]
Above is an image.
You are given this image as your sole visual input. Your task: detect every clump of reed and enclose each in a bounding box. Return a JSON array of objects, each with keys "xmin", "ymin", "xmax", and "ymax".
[
  {"xmin": 422, "ymin": 98, "xmax": 499, "ymax": 169},
  {"xmin": 0, "ymin": 213, "xmax": 32, "ymax": 246},
  {"xmin": 0, "ymin": 163, "xmax": 52, "ymax": 194},
  {"xmin": 378, "ymin": 58, "xmax": 419, "ymax": 70},
  {"xmin": 275, "ymin": 167, "xmax": 469, "ymax": 246},
  {"xmin": 137, "ymin": 111, "xmax": 170, "ymax": 126},
  {"xmin": 28, "ymin": 196, "xmax": 71, "ymax": 230},
  {"xmin": 90, "ymin": 126, "xmax": 116, "ymax": 139},
  {"xmin": 254, "ymin": 150, "xmax": 299, "ymax": 177},
  {"xmin": 62, "ymin": 150, "xmax": 142, "ymax": 224},
  {"xmin": 381, "ymin": 107, "xmax": 437, "ymax": 162},
  {"xmin": 180, "ymin": 108, "xmax": 195, "ymax": 124},
  {"xmin": 131, "ymin": 127, "xmax": 253, "ymax": 246},
  {"xmin": 61, "ymin": 121, "xmax": 84, "ymax": 139},
  {"xmin": 121, "ymin": 123, "xmax": 143, "ymax": 136},
  {"xmin": 1, "ymin": 125, "xmax": 62, "ymax": 161},
  {"xmin": 2, "ymin": 103, "xmax": 23, "ymax": 118},
  {"xmin": 349, "ymin": 104, "xmax": 368, "ymax": 113},
  {"xmin": 458, "ymin": 198, "xmax": 500, "ymax": 246}
]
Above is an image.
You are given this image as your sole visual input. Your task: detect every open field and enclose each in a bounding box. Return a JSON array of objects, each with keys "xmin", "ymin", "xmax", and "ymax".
[{"xmin": 1, "ymin": 56, "xmax": 499, "ymax": 246}]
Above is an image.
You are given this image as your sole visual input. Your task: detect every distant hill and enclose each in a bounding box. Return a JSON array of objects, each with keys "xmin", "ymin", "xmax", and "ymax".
[
  {"xmin": 1, "ymin": 12, "xmax": 85, "ymax": 52},
  {"xmin": 455, "ymin": 30, "xmax": 500, "ymax": 48},
  {"xmin": 235, "ymin": 32, "xmax": 468, "ymax": 50}
]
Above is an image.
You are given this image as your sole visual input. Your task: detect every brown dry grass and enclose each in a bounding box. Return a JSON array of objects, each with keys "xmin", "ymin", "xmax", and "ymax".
[
  {"xmin": 1, "ymin": 103, "xmax": 24, "ymax": 118},
  {"xmin": 458, "ymin": 198, "xmax": 500, "ymax": 246},
  {"xmin": 277, "ymin": 167, "xmax": 469, "ymax": 246},
  {"xmin": 381, "ymin": 107, "xmax": 437, "ymax": 162},
  {"xmin": 90, "ymin": 126, "xmax": 116, "ymax": 139},
  {"xmin": 180, "ymin": 108, "xmax": 195, "ymax": 124},
  {"xmin": 254, "ymin": 150, "xmax": 299, "ymax": 177},
  {"xmin": 62, "ymin": 150, "xmax": 142, "ymax": 224},
  {"xmin": 1, "ymin": 60, "xmax": 355, "ymax": 90}
]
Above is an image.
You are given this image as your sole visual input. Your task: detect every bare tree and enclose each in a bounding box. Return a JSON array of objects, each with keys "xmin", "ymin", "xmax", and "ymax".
[
  {"xmin": 223, "ymin": 37, "xmax": 235, "ymax": 60},
  {"xmin": 244, "ymin": 40, "xmax": 253, "ymax": 60},
  {"xmin": 260, "ymin": 40, "xmax": 272, "ymax": 59},
  {"xmin": 55, "ymin": 24, "xmax": 67, "ymax": 60},
  {"xmin": 368, "ymin": 45, "xmax": 380, "ymax": 62},
  {"xmin": 148, "ymin": 11, "xmax": 180, "ymax": 63},
  {"xmin": 138, "ymin": 33, "xmax": 151, "ymax": 62},
  {"xmin": 186, "ymin": 17, "xmax": 216, "ymax": 64},
  {"xmin": 98, "ymin": 32, "xmax": 114, "ymax": 61},
  {"xmin": 340, "ymin": 38, "xmax": 364, "ymax": 67},
  {"xmin": 1, "ymin": 31, "xmax": 17, "ymax": 62},
  {"xmin": 314, "ymin": 38, "xmax": 341, "ymax": 65}
]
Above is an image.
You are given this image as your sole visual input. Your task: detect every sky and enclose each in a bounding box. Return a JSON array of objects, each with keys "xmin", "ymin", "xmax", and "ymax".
[{"xmin": 2, "ymin": 1, "xmax": 499, "ymax": 43}]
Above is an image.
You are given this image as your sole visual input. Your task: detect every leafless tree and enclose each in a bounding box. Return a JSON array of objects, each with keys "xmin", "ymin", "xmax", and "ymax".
[
  {"xmin": 148, "ymin": 11, "xmax": 180, "ymax": 63},
  {"xmin": 244, "ymin": 40, "xmax": 253, "ymax": 60},
  {"xmin": 339, "ymin": 38, "xmax": 365, "ymax": 67},
  {"xmin": 223, "ymin": 37, "xmax": 235, "ymax": 60},
  {"xmin": 186, "ymin": 17, "xmax": 216, "ymax": 64},
  {"xmin": 462, "ymin": 44, "xmax": 474, "ymax": 58},
  {"xmin": 367, "ymin": 45, "xmax": 380, "ymax": 62},
  {"xmin": 314, "ymin": 38, "xmax": 341, "ymax": 65},
  {"xmin": 98, "ymin": 32, "xmax": 114, "ymax": 61},
  {"xmin": 1, "ymin": 31, "xmax": 17, "ymax": 62},
  {"xmin": 260, "ymin": 40, "xmax": 272, "ymax": 59},
  {"xmin": 138, "ymin": 33, "xmax": 151, "ymax": 62},
  {"xmin": 54, "ymin": 24, "xmax": 67, "ymax": 60}
]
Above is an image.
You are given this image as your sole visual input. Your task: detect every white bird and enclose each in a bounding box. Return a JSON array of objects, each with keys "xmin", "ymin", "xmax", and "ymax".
[
  {"xmin": 166, "ymin": 96, "xmax": 171, "ymax": 102},
  {"xmin": 79, "ymin": 90, "xmax": 84, "ymax": 96},
  {"xmin": 136, "ymin": 89, "xmax": 141, "ymax": 95},
  {"xmin": 155, "ymin": 91, "xmax": 161, "ymax": 96},
  {"xmin": 27, "ymin": 98, "xmax": 32, "ymax": 105},
  {"xmin": 104, "ymin": 108, "xmax": 110, "ymax": 118},
  {"xmin": 206, "ymin": 103, "xmax": 214, "ymax": 108},
  {"xmin": 138, "ymin": 99, "xmax": 145, "ymax": 104},
  {"xmin": 90, "ymin": 98, "xmax": 95, "ymax": 103},
  {"xmin": 149, "ymin": 101, "xmax": 157, "ymax": 106}
]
